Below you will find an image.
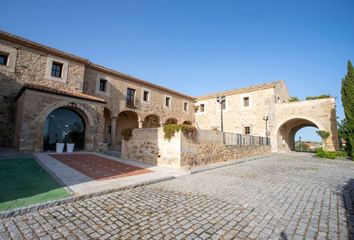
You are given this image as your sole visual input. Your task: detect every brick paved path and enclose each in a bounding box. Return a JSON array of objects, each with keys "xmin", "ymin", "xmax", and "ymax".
[{"xmin": 1, "ymin": 153, "xmax": 354, "ymax": 239}]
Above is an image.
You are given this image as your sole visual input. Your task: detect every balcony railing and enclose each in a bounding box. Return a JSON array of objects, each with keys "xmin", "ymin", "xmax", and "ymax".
[
  {"xmin": 223, "ymin": 132, "xmax": 270, "ymax": 146},
  {"xmin": 125, "ymin": 99, "xmax": 141, "ymax": 109}
]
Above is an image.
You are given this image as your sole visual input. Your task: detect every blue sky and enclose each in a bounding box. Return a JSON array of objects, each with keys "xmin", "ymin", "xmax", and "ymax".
[{"xmin": 1, "ymin": 0, "xmax": 353, "ymax": 141}]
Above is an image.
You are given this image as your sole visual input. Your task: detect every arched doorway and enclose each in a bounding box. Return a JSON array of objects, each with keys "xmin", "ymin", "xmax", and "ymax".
[
  {"xmin": 165, "ymin": 118, "xmax": 178, "ymax": 125},
  {"xmin": 143, "ymin": 114, "xmax": 161, "ymax": 128},
  {"xmin": 183, "ymin": 120, "xmax": 192, "ymax": 125},
  {"xmin": 277, "ymin": 118, "xmax": 319, "ymax": 152},
  {"xmin": 43, "ymin": 108, "xmax": 86, "ymax": 151},
  {"xmin": 116, "ymin": 111, "xmax": 139, "ymax": 144}
]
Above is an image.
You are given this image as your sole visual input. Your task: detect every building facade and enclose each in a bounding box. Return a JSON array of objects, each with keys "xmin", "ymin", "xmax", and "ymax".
[{"xmin": 0, "ymin": 31, "xmax": 338, "ymax": 153}]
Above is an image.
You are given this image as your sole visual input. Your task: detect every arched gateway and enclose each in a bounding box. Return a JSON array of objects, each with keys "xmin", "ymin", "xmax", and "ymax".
[
  {"xmin": 43, "ymin": 108, "xmax": 86, "ymax": 151},
  {"xmin": 272, "ymin": 98, "xmax": 339, "ymax": 152}
]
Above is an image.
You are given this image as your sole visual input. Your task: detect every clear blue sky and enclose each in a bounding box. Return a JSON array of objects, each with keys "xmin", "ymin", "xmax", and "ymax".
[{"xmin": 1, "ymin": 0, "xmax": 353, "ymax": 141}]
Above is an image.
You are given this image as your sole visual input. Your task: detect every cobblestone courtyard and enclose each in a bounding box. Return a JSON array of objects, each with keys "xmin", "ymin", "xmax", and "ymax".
[{"xmin": 1, "ymin": 153, "xmax": 354, "ymax": 240}]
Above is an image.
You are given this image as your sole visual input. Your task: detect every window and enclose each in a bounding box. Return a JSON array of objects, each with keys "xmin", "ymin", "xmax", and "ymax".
[
  {"xmin": 200, "ymin": 104, "xmax": 205, "ymax": 112},
  {"xmin": 126, "ymin": 88, "xmax": 136, "ymax": 107},
  {"xmin": 245, "ymin": 127, "xmax": 251, "ymax": 135},
  {"xmin": 184, "ymin": 102, "xmax": 188, "ymax": 111},
  {"xmin": 99, "ymin": 79, "xmax": 107, "ymax": 92},
  {"xmin": 243, "ymin": 97, "xmax": 250, "ymax": 107},
  {"xmin": 0, "ymin": 53, "xmax": 8, "ymax": 66},
  {"xmin": 143, "ymin": 90, "xmax": 150, "ymax": 102},
  {"xmin": 165, "ymin": 97, "xmax": 171, "ymax": 107},
  {"xmin": 51, "ymin": 62, "xmax": 63, "ymax": 78}
]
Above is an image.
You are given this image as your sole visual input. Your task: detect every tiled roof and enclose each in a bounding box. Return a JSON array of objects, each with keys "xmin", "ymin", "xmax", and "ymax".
[
  {"xmin": 16, "ymin": 84, "xmax": 106, "ymax": 103},
  {"xmin": 196, "ymin": 80, "xmax": 284, "ymax": 100}
]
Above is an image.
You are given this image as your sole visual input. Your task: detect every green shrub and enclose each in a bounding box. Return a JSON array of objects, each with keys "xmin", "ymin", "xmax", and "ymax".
[
  {"xmin": 121, "ymin": 128, "xmax": 133, "ymax": 141},
  {"xmin": 315, "ymin": 148, "xmax": 336, "ymax": 159},
  {"xmin": 306, "ymin": 94, "xmax": 331, "ymax": 100},
  {"xmin": 163, "ymin": 124, "xmax": 197, "ymax": 140},
  {"xmin": 289, "ymin": 96, "xmax": 300, "ymax": 102},
  {"xmin": 336, "ymin": 151, "xmax": 347, "ymax": 158}
]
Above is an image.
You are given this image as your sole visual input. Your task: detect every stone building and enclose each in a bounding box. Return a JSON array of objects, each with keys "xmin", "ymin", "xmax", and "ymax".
[
  {"xmin": 196, "ymin": 81, "xmax": 338, "ymax": 152},
  {"xmin": 0, "ymin": 31, "xmax": 194, "ymax": 152},
  {"xmin": 0, "ymin": 31, "xmax": 338, "ymax": 153}
]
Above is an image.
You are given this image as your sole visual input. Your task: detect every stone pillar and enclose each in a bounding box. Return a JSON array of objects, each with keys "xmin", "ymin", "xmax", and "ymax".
[
  {"xmin": 138, "ymin": 120, "xmax": 144, "ymax": 128},
  {"xmin": 111, "ymin": 117, "xmax": 117, "ymax": 145}
]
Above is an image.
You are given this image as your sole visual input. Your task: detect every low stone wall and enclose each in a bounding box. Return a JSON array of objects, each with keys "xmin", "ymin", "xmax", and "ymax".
[
  {"xmin": 122, "ymin": 128, "xmax": 271, "ymax": 168},
  {"xmin": 181, "ymin": 138, "xmax": 271, "ymax": 167},
  {"xmin": 121, "ymin": 128, "xmax": 181, "ymax": 168}
]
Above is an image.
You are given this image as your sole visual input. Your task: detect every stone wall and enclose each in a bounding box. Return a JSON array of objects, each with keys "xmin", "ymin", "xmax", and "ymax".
[
  {"xmin": 180, "ymin": 133, "xmax": 271, "ymax": 167},
  {"xmin": 122, "ymin": 128, "xmax": 271, "ymax": 168},
  {"xmin": 195, "ymin": 87, "xmax": 277, "ymax": 137},
  {"xmin": 121, "ymin": 128, "xmax": 182, "ymax": 168},
  {"xmin": 0, "ymin": 39, "xmax": 85, "ymax": 148}
]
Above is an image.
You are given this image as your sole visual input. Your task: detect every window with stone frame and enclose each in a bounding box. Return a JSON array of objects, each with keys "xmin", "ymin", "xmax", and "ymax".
[
  {"xmin": 99, "ymin": 79, "xmax": 107, "ymax": 92},
  {"xmin": 51, "ymin": 62, "xmax": 63, "ymax": 78},
  {"xmin": 165, "ymin": 96, "xmax": 171, "ymax": 107},
  {"xmin": 0, "ymin": 52, "xmax": 9, "ymax": 66},
  {"xmin": 200, "ymin": 104, "xmax": 205, "ymax": 112},
  {"xmin": 245, "ymin": 126, "xmax": 251, "ymax": 135},
  {"xmin": 143, "ymin": 90, "xmax": 150, "ymax": 102},
  {"xmin": 243, "ymin": 97, "xmax": 250, "ymax": 107},
  {"xmin": 184, "ymin": 102, "xmax": 188, "ymax": 111},
  {"xmin": 126, "ymin": 88, "xmax": 136, "ymax": 107}
]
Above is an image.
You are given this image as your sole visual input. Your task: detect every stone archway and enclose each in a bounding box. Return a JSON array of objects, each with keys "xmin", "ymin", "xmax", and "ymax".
[
  {"xmin": 116, "ymin": 111, "xmax": 139, "ymax": 144},
  {"xmin": 43, "ymin": 107, "xmax": 86, "ymax": 151},
  {"xmin": 165, "ymin": 118, "xmax": 178, "ymax": 125},
  {"xmin": 183, "ymin": 120, "xmax": 192, "ymax": 125},
  {"xmin": 143, "ymin": 114, "xmax": 161, "ymax": 128},
  {"xmin": 37, "ymin": 101, "xmax": 99, "ymax": 152},
  {"xmin": 277, "ymin": 118, "xmax": 320, "ymax": 152}
]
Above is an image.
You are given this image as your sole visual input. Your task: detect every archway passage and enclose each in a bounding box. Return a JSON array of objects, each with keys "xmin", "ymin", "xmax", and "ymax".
[
  {"xmin": 143, "ymin": 114, "xmax": 160, "ymax": 128},
  {"xmin": 165, "ymin": 118, "xmax": 178, "ymax": 125},
  {"xmin": 277, "ymin": 118, "xmax": 319, "ymax": 152},
  {"xmin": 294, "ymin": 126, "xmax": 322, "ymax": 152},
  {"xmin": 43, "ymin": 108, "xmax": 85, "ymax": 151},
  {"xmin": 116, "ymin": 111, "xmax": 139, "ymax": 144}
]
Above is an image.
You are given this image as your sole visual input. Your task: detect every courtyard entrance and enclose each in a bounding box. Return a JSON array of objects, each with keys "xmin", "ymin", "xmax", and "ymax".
[{"xmin": 43, "ymin": 108, "xmax": 85, "ymax": 151}]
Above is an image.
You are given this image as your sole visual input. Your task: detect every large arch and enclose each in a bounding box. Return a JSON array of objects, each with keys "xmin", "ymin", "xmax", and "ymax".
[
  {"xmin": 116, "ymin": 110, "xmax": 139, "ymax": 144},
  {"xmin": 37, "ymin": 101, "xmax": 98, "ymax": 151},
  {"xmin": 276, "ymin": 118, "xmax": 320, "ymax": 152},
  {"xmin": 143, "ymin": 114, "xmax": 161, "ymax": 128},
  {"xmin": 183, "ymin": 120, "xmax": 193, "ymax": 125},
  {"xmin": 43, "ymin": 107, "xmax": 86, "ymax": 151},
  {"xmin": 165, "ymin": 118, "xmax": 178, "ymax": 125}
]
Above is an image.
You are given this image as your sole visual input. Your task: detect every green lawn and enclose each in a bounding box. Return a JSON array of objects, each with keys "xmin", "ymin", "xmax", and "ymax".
[{"xmin": 0, "ymin": 158, "xmax": 70, "ymax": 211}]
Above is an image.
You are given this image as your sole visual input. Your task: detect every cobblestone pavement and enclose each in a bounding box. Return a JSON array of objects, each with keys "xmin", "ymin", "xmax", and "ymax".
[{"xmin": 1, "ymin": 153, "xmax": 354, "ymax": 240}]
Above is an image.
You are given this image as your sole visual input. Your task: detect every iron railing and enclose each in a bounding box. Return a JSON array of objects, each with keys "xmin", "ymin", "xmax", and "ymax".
[{"xmin": 223, "ymin": 132, "xmax": 270, "ymax": 146}]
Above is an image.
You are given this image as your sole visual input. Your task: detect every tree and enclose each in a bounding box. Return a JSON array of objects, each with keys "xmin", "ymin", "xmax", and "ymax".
[
  {"xmin": 341, "ymin": 60, "xmax": 354, "ymax": 158},
  {"xmin": 316, "ymin": 130, "xmax": 330, "ymax": 149},
  {"xmin": 289, "ymin": 96, "xmax": 299, "ymax": 102}
]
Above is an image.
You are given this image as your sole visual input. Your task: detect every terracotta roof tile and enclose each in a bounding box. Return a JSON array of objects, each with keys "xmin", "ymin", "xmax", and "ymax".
[
  {"xmin": 17, "ymin": 84, "xmax": 106, "ymax": 103},
  {"xmin": 196, "ymin": 80, "xmax": 284, "ymax": 100}
]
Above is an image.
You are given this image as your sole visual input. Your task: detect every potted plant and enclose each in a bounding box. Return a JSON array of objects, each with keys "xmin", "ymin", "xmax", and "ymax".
[
  {"xmin": 56, "ymin": 135, "xmax": 65, "ymax": 153},
  {"xmin": 66, "ymin": 132, "xmax": 75, "ymax": 153}
]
